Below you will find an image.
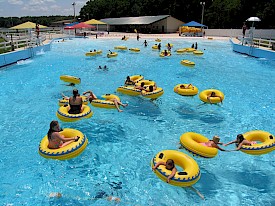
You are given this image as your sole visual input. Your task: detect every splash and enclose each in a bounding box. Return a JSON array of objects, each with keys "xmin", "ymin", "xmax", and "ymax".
[
  {"xmin": 17, "ymin": 59, "xmax": 33, "ymax": 65},
  {"xmin": 36, "ymin": 49, "xmax": 45, "ymax": 55}
]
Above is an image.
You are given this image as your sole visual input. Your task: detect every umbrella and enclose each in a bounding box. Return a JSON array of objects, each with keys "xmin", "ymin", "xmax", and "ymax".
[
  {"xmin": 246, "ymin": 17, "xmax": 261, "ymax": 28},
  {"xmin": 71, "ymin": 22, "xmax": 95, "ymax": 29},
  {"xmin": 84, "ymin": 19, "xmax": 106, "ymax": 31},
  {"xmin": 10, "ymin": 21, "xmax": 47, "ymax": 29},
  {"xmin": 246, "ymin": 17, "xmax": 261, "ymax": 22}
]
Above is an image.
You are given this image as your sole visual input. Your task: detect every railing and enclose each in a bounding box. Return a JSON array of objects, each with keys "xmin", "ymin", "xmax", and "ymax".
[
  {"xmin": 237, "ymin": 35, "xmax": 275, "ymax": 49},
  {"xmin": 0, "ymin": 35, "xmax": 47, "ymax": 53}
]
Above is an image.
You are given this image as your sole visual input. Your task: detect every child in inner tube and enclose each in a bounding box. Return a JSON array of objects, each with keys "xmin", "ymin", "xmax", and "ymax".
[
  {"xmin": 207, "ymin": 91, "xmax": 223, "ymax": 104},
  {"xmin": 152, "ymin": 159, "xmax": 177, "ymax": 183},
  {"xmin": 223, "ymin": 134, "xmax": 259, "ymax": 151},
  {"xmin": 47, "ymin": 121, "xmax": 80, "ymax": 149}
]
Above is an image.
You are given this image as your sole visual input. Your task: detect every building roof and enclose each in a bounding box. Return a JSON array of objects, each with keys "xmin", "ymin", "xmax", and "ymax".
[{"xmin": 100, "ymin": 15, "xmax": 170, "ymax": 25}]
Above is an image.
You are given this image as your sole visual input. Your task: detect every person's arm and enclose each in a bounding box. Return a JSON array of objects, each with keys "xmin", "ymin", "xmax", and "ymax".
[
  {"xmin": 152, "ymin": 161, "xmax": 165, "ymax": 171},
  {"xmin": 167, "ymin": 167, "xmax": 177, "ymax": 183},
  {"xmin": 231, "ymin": 141, "xmax": 244, "ymax": 151},
  {"xmin": 61, "ymin": 93, "xmax": 69, "ymax": 100},
  {"xmin": 55, "ymin": 132, "xmax": 78, "ymax": 142},
  {"xmin": 223, "ymin": 140, "xmax": 237, "ymax": 146},
  {"xmin": 207, "ymin": 96, "xmax": 212, "ymax": 104},
  {"xmin": 215, "ymin": 144, "xmax": 228, "ymax": 151}
]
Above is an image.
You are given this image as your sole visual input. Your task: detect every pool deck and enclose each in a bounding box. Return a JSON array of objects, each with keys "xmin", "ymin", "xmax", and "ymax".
[{"xmin": 230, "ymin": 37, "xmax": 275, "ymax": 60}]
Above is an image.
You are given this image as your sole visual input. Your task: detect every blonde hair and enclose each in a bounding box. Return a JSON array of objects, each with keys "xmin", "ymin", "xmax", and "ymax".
[{"xmin": 212, "ymin": 136, "xmax": 220, "ymax": 143}]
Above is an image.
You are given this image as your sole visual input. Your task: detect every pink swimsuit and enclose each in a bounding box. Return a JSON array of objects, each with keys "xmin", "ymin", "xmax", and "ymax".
[{"xmin": 200, "ymin": 142, "xmax": 212, "ymax": 147}]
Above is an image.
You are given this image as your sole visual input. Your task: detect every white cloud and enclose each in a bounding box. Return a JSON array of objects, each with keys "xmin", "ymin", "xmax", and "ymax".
[{"xmin": 8, "ymin": 0, "xmax": 23, "ymax": 5}]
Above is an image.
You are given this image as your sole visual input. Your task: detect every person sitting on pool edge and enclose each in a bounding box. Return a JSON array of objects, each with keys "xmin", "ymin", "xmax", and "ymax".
[
  {"xmin": 47, "ymin": 120, "xmax": 80, "ymax": 149},
  {"xmin": 200, "ymin": 135, "xmax": 228, "ymax": 151},
  {"xmin": 68, "ymin": 89, "xmax": 83, "ymax": 114},
  {"xmin": 124, "ymin": 76, "xmax": 135, "ymax": 85},
  {"xmin": 223, "ymin": 134, "xmax": 258, "ymax": 151},
  {"xmin": 207, "ymin": 91, "xmax": 223, "ymax": 104},
  {"xmin": 83, "ymin": 90, "xmax": 98, "ymax": 102}
]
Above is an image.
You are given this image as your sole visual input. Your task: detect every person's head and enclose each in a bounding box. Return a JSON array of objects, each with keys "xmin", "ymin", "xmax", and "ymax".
[
  {"xmin": 236, "ymin": 134, "xmax": 244, "ymax": 143},
  {"xmin": 73, "ymin": 89, "xmax": 79, "ymax": 98},
  {"xmin": 165, "ymin": 50, "xmax": 167, "ymax": 52},
  {"xmin": 48, "ymin": 120, "xmax": 60, "ymax": 138},
  {"xmin": 104, "ymin": 65, "xmax": 107, "ymax": 69},
  {"xmin": 212, "ymin": 136, "xmax": 220, "ymax": 144},
  {"xmin": 126, "ymin": 76, "xmax": 130, "ymax": 81},
  {"xmin": 49, "ymin": 120, "xmax": 59, "ymax": 131},
  {"xmin": 210, "ymin": 92, "xmax": 216, "ymax": 96},
  {"xmin": 166, "ymin": 159, "xmax": 175, "ymax": 170},
  {"xmin": 149, "ymin": 85, "xmax": 153, "ymax": 92},
  {"xmin": 140, "ymin": 82, "xmax": 145, "ymax": 87},
  {"xmin": 94, "ymin": 49, "xmax": 96, "ymax": 51}
]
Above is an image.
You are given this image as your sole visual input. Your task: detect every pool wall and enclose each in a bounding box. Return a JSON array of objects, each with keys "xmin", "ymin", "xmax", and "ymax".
[
  {"xmin": 0, "ymin": 43, "xmax": 51, "ymax": 68},
  {"xmin": 230, "ymin": 38, "xmax": 275, "ymax": 60}
]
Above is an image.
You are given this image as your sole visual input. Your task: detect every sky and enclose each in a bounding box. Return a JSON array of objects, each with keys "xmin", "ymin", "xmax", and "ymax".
[{"xmin": 0, "ymin": 0, "xmax": 88, "ymax": 17}]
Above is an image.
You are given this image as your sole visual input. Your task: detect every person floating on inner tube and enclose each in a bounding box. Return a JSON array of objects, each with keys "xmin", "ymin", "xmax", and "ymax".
[
  {"xmin": 207, "ymin": 91, "xmax": 223, "ymax": 104},
  {"xmin": 47, "ymin": 120, "xmax": 80, "ymax": 149},
  {"xmin": 223, "ymin": 134, "xmax": 260, "ymax": 151}
]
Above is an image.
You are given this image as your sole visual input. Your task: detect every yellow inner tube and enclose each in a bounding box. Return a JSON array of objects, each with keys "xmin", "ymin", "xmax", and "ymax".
[
  {"xmin": 151, "ymin": 150, "xmax": 200, "ymax": 187},
  {"xmin": 185, "ymin": 48, "xmax": 196, "ymax": 52},
  {"xmin": 117, "ymin": 85, "xmax": 141, "ymax": 96},
  {"xmin": 152, "ymin": 45, "xmax": 158, "ymax": 49},
  {"xmin": 174, "ymin": 84, "xmax": 198, "ymax": 96},
  {"xmin": 60, "ymin": 75, "xmax": 81, "ymax": 84},
  {"xmin": 193, "ymin": 50, "xmax": 204, "ymax": 55},
  {"xmin": 141, "ymin": 87, "xmax": 164, "ymax": 99},
  {"xmin": 155, "ymin": 39, "xmax": 161, "ymax": 42},
  {"xmin": 176, "ymin": 48, "xmax": 187, "ymax": 53},
  {"xmin": 56, "ymin": 105, "xmax": 93, "ymax": 122},
  {"xmin": 180, "ymin": 132, "xmax": 218, "ymax": 158},
  {"xmin": 181, "ymin": 60, "xmax": 195, "ymax": 67},
  {"xmin": 38, "ymin": 128, "xmax": 88, "ymax": 160},
  {"xmin": 107, "ymin": 52, "xmax": 118, "ymax": 58},
  {"xmin": 114, "ymin": 46, "xmax": 128, "ymax": 50},
  {"xmin": 240, "ymin": 130, "xmax": 275, "ymax": 155},
  {"xmin": 130, "ymin": 75, "xmax": 144, "ymax": 83},
  {"xmin": 199, "ymin": 89, "xmax": 224, "ymax": 104},
  {"xmin": 135, "ymin": 79, "xmax": 156, "ymax": 88},
  {"xmin": 129, "ymin": 48, "xmax": 140, "ymax": 52},
  {"xmin": 160, "ymin": 53, "xmax": 171, "ymax": 57},
  {"xmin": 91, "ymin": 94, "xmax": 121, "ymax": 109}
]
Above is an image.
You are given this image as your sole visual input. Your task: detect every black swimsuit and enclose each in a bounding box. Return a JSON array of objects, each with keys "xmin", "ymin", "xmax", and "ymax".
[{"xmin": 68, "ymin": 104, "xmax": 82, "ymax": 114}]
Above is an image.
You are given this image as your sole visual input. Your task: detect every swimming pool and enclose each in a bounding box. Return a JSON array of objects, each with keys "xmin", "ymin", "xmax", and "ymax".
[{"xmin": 0, "ymin": 37, "xmax": 274, "ymax": 205}]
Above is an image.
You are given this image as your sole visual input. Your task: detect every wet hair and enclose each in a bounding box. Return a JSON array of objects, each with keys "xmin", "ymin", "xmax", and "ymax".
[
  {"xmin": 148, "ymin": 85, "xmax": 153, "ymax": 92},
  {"xmin": 180, "ymin": 84, "xmax": 185, "ymax": 88},
  {"xmin": 73, "ymin": 89, "xmax": 79, "ymax": 100},
  {"xmin": 236, "ymin": 134, "xmax": 244, "ymax": 143},
  {"xmin": 141, "ymin": 82, "xmax": 145, "ymax": 87},
  {"xmin": 47, "ymin": 120, "xmax": 59, "ymax": 140},
  {"xmin": 210, "ymin": 92, "xmax": 216, "ymax": 96},
  {"xmin": 212, "ymin": 135, "xmax": 220, "ymax": 144},
  {"xmin": 166, "ymin": 159, "xmax": 175, "ymax": 170}
]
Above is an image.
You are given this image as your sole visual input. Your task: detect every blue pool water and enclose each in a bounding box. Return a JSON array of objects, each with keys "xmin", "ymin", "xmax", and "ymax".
[{"xmin": 0, "ymin": 37, "xmax": 274, "ymax": 205}]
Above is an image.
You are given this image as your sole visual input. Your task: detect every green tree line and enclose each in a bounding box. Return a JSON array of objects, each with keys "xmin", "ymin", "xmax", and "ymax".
[
  {"xmin": 0, "ymin": 16, "xmax": 72, "ymax": 28},
  {"xmin": 0, "ymin": 0, "xmax": 274, "ymax": 29},
  {"xmin": 79, "ymin": 0, "xmax": 275, "ymax": 29}
]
